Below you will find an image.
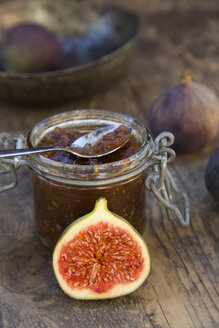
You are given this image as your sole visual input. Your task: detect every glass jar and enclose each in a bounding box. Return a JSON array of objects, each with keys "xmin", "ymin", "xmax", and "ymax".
[
  {"xmin": 26, "ymin": 110, "xmax": 153, "ymax": 248},
  {"xmin": 0, "ymin": 109, "xmax": 189, "ymax": 249}
]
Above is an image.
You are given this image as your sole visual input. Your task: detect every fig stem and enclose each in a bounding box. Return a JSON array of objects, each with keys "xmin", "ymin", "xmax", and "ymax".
[{"xmin": 181, "ymin": 70, "xmax": 192, "ymax": 85}]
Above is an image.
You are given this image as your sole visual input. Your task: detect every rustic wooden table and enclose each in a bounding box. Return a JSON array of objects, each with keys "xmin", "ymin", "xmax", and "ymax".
[{"xmin": 0, "ymin": 0, "xmax": 218, "ymax": 327}]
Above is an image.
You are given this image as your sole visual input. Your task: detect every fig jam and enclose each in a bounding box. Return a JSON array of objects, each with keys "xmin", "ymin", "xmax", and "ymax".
[
  {"xmin": 28, "ymin": 110, "xmax": 150, "ymax": 249},
  {"xmin": 39, "ymin": 125, "xmax": 137, "ymax": 165},
  {"xmin": 32, "ymin": 172, "xmax": 146, "ymax": 249}
]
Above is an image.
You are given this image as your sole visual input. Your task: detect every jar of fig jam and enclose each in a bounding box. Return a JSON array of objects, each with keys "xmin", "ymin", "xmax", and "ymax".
[
  {"xmin": 0, "ymin": 109, "xmax": 189, "ymax": 249},
  {"xmin": 27, "ymin": 110, "xmax": 154, "ymax": 248}
]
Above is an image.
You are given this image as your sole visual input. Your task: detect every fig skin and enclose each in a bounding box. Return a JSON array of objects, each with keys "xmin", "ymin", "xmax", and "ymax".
[
  {"xmin": 205, "ymin": 149, "xmax": 219, "ymax": 201},
  {"xmin": 1, "ymin": 22, "xmax": 64, "ymax": 73},
  {"xmin": 148, "ymin": 75, "xmax": 219, "ymax": 153}
]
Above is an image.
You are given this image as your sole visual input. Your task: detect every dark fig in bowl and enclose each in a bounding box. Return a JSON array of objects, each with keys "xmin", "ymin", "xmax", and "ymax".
[
  {"xmin": 148, "ymin": 72, "xmax": 219, "ymax": 153},
  {"xmin": 205, "ymin": 149, "xmax": 219, "ymax": 201},
  {"xmin": 1, "ymin": 22, "xmax": 64, "ymax": 73}
]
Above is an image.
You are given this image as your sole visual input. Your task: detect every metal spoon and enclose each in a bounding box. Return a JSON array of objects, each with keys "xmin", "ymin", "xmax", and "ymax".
[{"xmin": 0, "ymin": 124, "xmax": 131, "ymax": 159}]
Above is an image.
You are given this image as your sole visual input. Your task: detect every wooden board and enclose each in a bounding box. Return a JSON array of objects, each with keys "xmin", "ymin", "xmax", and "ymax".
[{"xmin": 0, "ymin": 0, "xmax": 218, "ymax": 327}]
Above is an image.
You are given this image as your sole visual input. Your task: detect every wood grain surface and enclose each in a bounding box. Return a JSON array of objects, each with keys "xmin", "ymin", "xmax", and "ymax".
[{"xmin": 0, "ymin": 0, "xmax": 219, "ymax": 327}]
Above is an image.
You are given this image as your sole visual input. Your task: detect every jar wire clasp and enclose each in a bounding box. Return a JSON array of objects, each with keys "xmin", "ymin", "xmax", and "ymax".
[
  {"xmin": 145, "ymin": 132, "xmax": 190, "ymax": 226},
  {"xmin": 0, "ymin": 132, "xmax": 26, "ymax": 193}
]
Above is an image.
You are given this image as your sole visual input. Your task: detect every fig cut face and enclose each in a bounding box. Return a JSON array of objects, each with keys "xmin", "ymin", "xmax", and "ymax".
[{"xmin": 53, "ymin": 198, "xmax": 150, "ymax": 299}]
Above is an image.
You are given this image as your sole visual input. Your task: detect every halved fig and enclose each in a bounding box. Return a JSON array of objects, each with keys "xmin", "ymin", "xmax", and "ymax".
[{"xmin": 53, "ymin": 198, "xmax": 150, "ymax": 299}]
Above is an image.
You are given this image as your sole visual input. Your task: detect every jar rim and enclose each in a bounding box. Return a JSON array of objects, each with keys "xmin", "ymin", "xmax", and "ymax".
[{"xmin": 26, "ymin": 109, "xmax": 154, "ymax": 183}]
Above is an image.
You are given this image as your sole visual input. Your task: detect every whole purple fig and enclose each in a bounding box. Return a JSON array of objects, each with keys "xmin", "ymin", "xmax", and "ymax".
[
  {"xmin": 1, "ymin": 22, "xmax": 64, "ymax": 73},
  {"xmin": 148, "ymin": 72, "xmax": 219, "ymax": 153},
  {"xmin": 205, "ymin": 149, "xmax": 219, "ymax": 201}
]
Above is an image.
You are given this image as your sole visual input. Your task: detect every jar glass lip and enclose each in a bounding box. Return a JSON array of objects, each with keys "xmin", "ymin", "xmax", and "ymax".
[{"xmin": 26, "ymin": 109, "xmax": 154, "ymax": 181}]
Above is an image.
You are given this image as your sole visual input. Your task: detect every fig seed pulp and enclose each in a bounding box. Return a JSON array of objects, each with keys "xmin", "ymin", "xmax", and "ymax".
[{"xmin": 59, "ymin": 221, "xmax": 144, "ymax": 294}]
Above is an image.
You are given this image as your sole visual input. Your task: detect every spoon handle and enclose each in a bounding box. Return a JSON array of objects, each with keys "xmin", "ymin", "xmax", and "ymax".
[{"xmin": 0, "ymin": 146, "xmax": 58, "ymax": 158}]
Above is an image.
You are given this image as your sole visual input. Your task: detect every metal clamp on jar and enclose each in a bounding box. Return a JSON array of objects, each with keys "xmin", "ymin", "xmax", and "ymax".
[
  {"xmin": 0, "ymin": 132, "xmax": 26, "ymax": 192},
  {"xmin": 0, "ymin": 110, "xmax": 189, "ymax": 249}
]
